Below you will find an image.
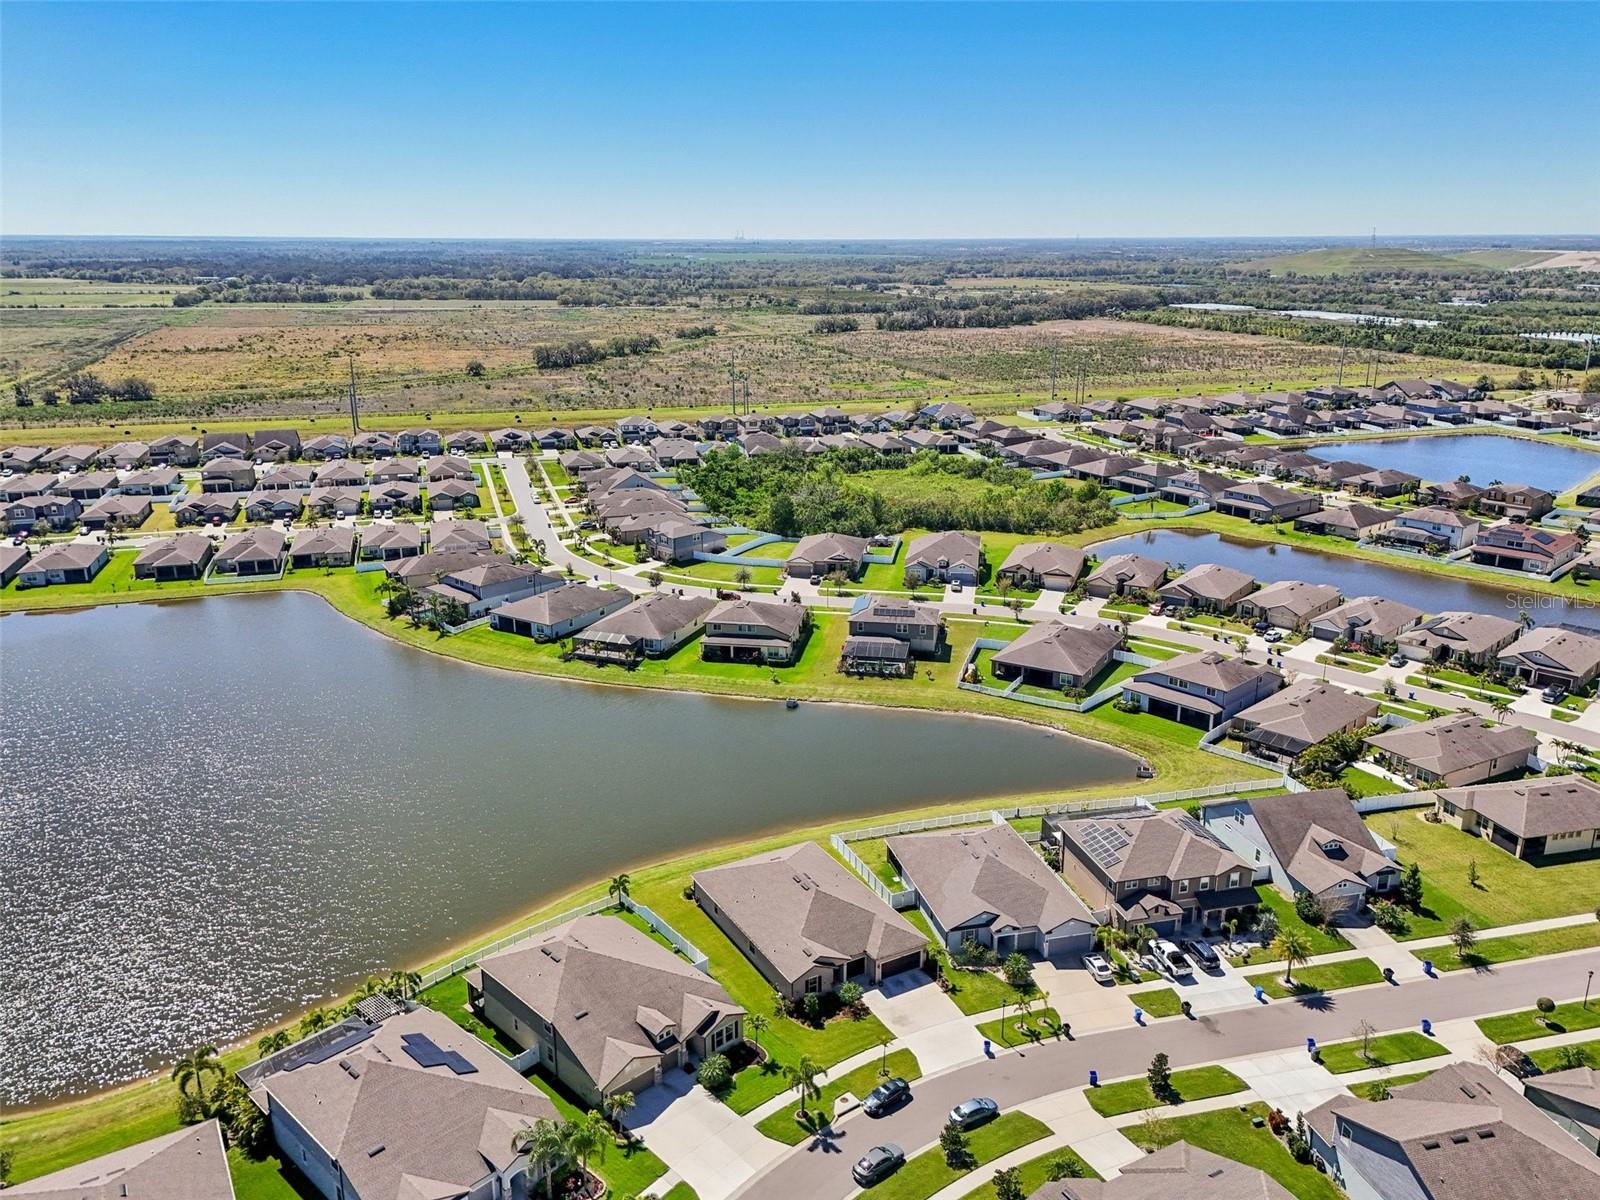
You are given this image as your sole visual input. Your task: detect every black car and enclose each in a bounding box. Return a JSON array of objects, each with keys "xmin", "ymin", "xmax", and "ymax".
[
  {"xmin": 1184, "ymin": 939, "xmax": 1221, "ymax": 970},
  {"xmin": 947, "ymin": 1096, "xmax": 1000, "ymax": 1130},
  {"xmin": 862, "ymin": 1076, "xmax": 912, "ymax": 1116},
  {"xmin": 852, "ymin": 1143, "xmax": 905, "ymax": 1187}
]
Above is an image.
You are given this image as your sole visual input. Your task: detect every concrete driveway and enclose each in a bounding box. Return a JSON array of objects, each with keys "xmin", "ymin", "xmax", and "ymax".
[
  {"xmin": 863, "ymin": 970, "xmax": 982, "ymax": 1074},
  {"xmin": 624, "ymin": 1064, "xmax": 786, "ymax": 1200}
]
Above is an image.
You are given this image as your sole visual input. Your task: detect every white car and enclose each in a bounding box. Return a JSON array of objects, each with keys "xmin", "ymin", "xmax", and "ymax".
[
  {"xmin": 1083, "ymin": 953, "xmax": 1115, "ymax": 983},
  {"xmin": 1152, "ymin": 939, "xmax": 1194, "ymax": 980}
]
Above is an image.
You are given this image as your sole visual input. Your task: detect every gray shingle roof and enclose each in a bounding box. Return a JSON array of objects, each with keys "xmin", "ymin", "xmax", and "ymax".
[
  {"xmin": 1433, "ymin": 774, "xmax": 1600, "ymax": 839},
  {"xmin": 1038, "ymin": 1139, "xmax": 1292, "ymax": 1200},
  {"xmin": 7, "ymin": 1120, "xmax": 234, "ymax": 1199},
  {"xmin": 888, "ymin": 824, "xmax": 1093, "ymax": 935},
  {"xmin": 992, "ymin": 617, "xmax": 1122, "ymax": 680},
  {"xmin": 1057, "ymin": 809, "xmax": 1249, "ymax": 886},
  {"xmin": 1366, "ymin": 714, "xmax": 1537, "ymax": 778}
]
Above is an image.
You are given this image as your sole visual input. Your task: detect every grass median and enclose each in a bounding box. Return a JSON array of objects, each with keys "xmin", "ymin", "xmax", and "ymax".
[
  {"xmin": 872, "ymin": 1112, "xmax": 1051, "ymax": 1200},
  {"xmin": 1410, "ymin": 919, "xmax": 1600, "ymax": 972},
  {"xmin": 1246, "ymin": 957, "xmax": 1385, "ymax": 999},
  {"xmin": 1477, "ymin": 1000, "xmax": 1600, "ymax": 1044},
  {"xmin": 754, "ymin": 1049, "xmax": 921, "ymax": 1145},
  {"xmin": 1087, "ymin": 1066, "xmax": 1246, "ymax": 1117},
  {"xmin": 1315, "ymin": 1030, "xmax": 1450, "ymax": 1074}
]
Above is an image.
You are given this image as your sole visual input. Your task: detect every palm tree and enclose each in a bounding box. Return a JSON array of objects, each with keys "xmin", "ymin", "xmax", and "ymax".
[
  {"xmin": 785, "ymin": 1055, "xmax": 823, "ymax": 1122},
  {"xmin": 747, "ymin": 1013, "xmax": 769, "ymax": 1051},
  {"xmin": 171, "ymin": 1044, "xmax": 223, "ymax": 1106},
  {"xmin": 298, "ymin": 1007, "xmax": 331, "ymax": 1037},
  {"xmin": 733, "ymin": 565, "xmax": 753, "ymax": 591},
  {"xmin": 1490, "ymin": 697, "xmax": 1512, "ymax": 723},
  {"xmin": 516, "ymin": 1118, "xmax": 572, "ymax": 1198},
  {"xmin": 567, "ymin": 1111, "xmax": 610, "ymax": 1177},
  {"xmin": 384, "ymin": 969, "xmax": 421, "ymax": 999},
  {"xmin": 603, "ymin": 1089, "xmax": 636, "ymax": 1130},
  {"xmin": 608, "ymin": 873, "xmax": 631, "ymax": 909},
  {"xmin": 257, "ymin": 1030, "xmax": 291, "ymax": 1059},
  {"xmin": 1271, "ymin": 931, "xmax": 1313, "ymax": 986}
]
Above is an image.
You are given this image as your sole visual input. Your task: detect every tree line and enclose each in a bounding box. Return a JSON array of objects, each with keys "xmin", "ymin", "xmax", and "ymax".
[
  {"xmin": 13, "ymin": 371, "xmax": 155, "ymax": 406},
  {"xmin": 532, "ymin": 334, "xmax": 660, "ymax": 369}
]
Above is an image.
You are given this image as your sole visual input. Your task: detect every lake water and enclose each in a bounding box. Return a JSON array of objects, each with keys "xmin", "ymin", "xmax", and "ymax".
[
  {"xmin": 1307, "ymin": 433, "xmax": 1600, "ymax": 493},
  {"xmin": 0, "ymin": 592, "xmax": 1136, "ymax": 1106},
  {"xmin": 1089, "ymin": 527, "xmax": 1600, "ymax": 632}
]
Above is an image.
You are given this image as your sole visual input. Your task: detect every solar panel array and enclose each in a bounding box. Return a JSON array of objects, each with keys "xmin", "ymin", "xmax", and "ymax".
[
  {"xmin": 400, "ymin": 1032, "xmax": 479, "ymax": 1075},
  {"xmin": 1077, "ymin": 821, "xmax": 1130, "ymax": 869}
]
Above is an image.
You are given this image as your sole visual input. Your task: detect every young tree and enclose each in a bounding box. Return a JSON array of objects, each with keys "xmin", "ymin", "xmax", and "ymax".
[
  {"xmin": 1449, "ymin": 916, "xmax": 1478, "ymax": 959},
  {"xmin": 608, "ymin": 872, "xmax": 631, "ymax": 908},
  {"xmin": 696, "ymin": 1053, "xmax": 732, "ymax": 1091},
  {"xmin": 1352, "ymin": 1018, "xmax": 1377, "ymax": 1064},
  {"xmin": 1399, "ymin": 862, "xmax": 1424, "ymax": 911},
  {"xmin": 1146, "ymin": 1051, "xmax": 1174, "ymax": 1100},
  {"xmin": 1271, "ymin": 931, "xmax": 1313, "ymax": 986},
  {"xmin": 1254, "ymin": 908, "xmax": 1279, "ymax": 947},
  {"xmin": 992, "ymin": 1166, "xmax": 1026, "ymax": 1200},
  {"xmin": 1466, "ymin": 858, "xmax": 1480, "ymax": 889},
  {"xmin": 733, "ymin": 565, "xmax": 753, "ymax": 591},
  {"xmin": 940, "ymin": 1122, "xmax": 973, "ymax": 1169},
  {"xmin": 747, "ymin": 1013, "xmax": 769, "ymax": 1050}
]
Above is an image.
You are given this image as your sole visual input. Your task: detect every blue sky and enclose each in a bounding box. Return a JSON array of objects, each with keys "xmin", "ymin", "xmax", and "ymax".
[{"xmin": 3, "ymin": 2, "xmax": 1596, "ymax": 238}]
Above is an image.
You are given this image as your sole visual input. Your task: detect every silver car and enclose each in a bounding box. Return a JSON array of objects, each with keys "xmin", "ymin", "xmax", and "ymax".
[{"xmin": 948, "ymin": 1096, "xmax": 1000, "ymax": 1130}]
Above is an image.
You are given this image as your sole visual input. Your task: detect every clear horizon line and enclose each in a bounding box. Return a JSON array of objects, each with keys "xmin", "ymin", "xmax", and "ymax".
[{"xmin": 4, "ymin": 230, "xmax": 1599, "ymax": 244}]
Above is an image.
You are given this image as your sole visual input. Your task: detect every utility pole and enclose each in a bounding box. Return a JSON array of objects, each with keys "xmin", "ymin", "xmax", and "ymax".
[
  {"xmin": 1336, "ymin": 340, "xmax": 1348, "ymax": 386},
  {"xmin": 1050, "ymin": 340, "xmax": 1060, "ymax": 406},
  {"xmin": 347, "ymin": 356, "xmax": 360, "ymax": 434}
]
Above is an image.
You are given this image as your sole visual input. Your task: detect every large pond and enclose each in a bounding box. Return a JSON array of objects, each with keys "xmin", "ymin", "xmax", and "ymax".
[
  {"xmin": 1090, "ymin": 527, "xmax": 1600, "ymax": 632},
  {"xmin": 0, "ymin": 592, "xmax": 1136, "ymax": 1107},
  {"xmin": 1306, "ymin": 433, "xmax": 1600, "ymax": 493}
]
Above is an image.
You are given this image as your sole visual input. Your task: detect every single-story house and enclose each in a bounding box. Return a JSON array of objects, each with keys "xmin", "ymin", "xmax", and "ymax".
[
  {"xmin": 289, "ymin": 526, "xmax": 358, "ymax": 569},
  {"xmin": 368, "ymin": 481, "xmax": 422, "ymax": 515},
  {"xmin": 903, "ymin": 530, "xmax": 984, "ymax": 587},
  {"xmin": 78, "ymin": 494, "xmax": 151, "ymax": 531},
  {"xmin": 1522, "ymin": 1068, "xmax": 1600, "ymax": 1156},
  {"xmin": 427, "ymin": 456, "xmax": 476, "ymax": 482},
  {"xmin": 995, "ymin": 542, "xmax": 1087, "ymax": 591},
  {"xmin": 889, "ymin": 824, "xmax": 1097, "ymax": 957},
  {"xmin": 427, "ymin": 477, "xmax": 481, "ymax": 510},
  {"xmin": 1433, "ymin": 774, "xmax": 1600, "ymax": 859},
  {"xmin": 692, "ymin": 841, "xmax": 926, "ymax": 1000},
  {"xmin": 469, "ymin": 914, "xmax": 744, "ymax": 1106},
  {"xmin": 1040, "ymin": 1141, "xmax": 1294, "ymax": 1200},
  {"xmin": 1083, "ymin": 553, "xmax": 1167, "ymax": 598},
  {"xmin": 489, "ymin": 583, "xmax": 631, "ymax": 639},
  {"xmin": 359, "ymin": 522, "xmax": 424, "ymax": 559},
  {"xmin": 990, "ymin": 616, "xmax": 1123, "ymax": 692},
  {"xmin": 444, "ymin": 429, "xmax": 488, "ymax": 454},
  {"xmin": 1234, "ymin": 579, "xmax": 1341, "ymax": 630},
  {"xmin": 1158, "ymin": 563, "xmax": 1256, "ymax": 614},
  {"xmin": 244, "ymin": 490, "xmax": 304, "ymax": 523},
  {"xmin": 1201, "ymin": 788, "xmax": 1397, "ymax": 919},
  {"xmin": 702, "ymin": 596, "xmax": 810, "ymax": 665},
  {"xmin": 313, "ymin": 461, "xmax": 369, "ymax": 489},
  {"xmin": 50, "ymin": 469, "xmax": 120, "ymax": 501},
  {"xmin": 785, "ymin": 532, "xmax": 869, "ymax": 579},
  {"xmin": 572, "ymin": 592, "xmax": 716, "ymax": 663},
  {"xmin": 1497, "ymin": 626, "xmax": 1600, "ymax": 691},
  {"xmin": 16, "ymin": 541, "xmax": 109, "ymax": 586},
  {"xmin": 1309, "ymin": 595, "xmax": 1425, "ymax": 649},
  {"xmin": 306, "ymin": 487, "xmax": 366, "ymax": 519},
  {"xmin": 1346, "ymin": 467, "xmax": 1420, "ymax": 498},
  {"xmin": 1226, "ymin": 681, "xmax": 1379, "ymax": 761},
  {"xmin": 212, "ymin": 528, "xmax": 287, "ymax": 575},
  {"xmin": 1397, "ymin": 610, "xmax": 1522, "ymax": 667},
  {"xmin": 118, "ymin": 466, "xmax": 184, "ymax": 496},
  {"xmin": 1293, "ymin": 503, "xmax": 1396, "ymax": 541},
  {"xmin": 370, "ymin": 457, "xmax": 422, "ymax": 483},
  {"xmin": 0, "ymin": 543, "xmax": 30, "ymax": 587},
  {"xmin": 133, "ymin": 532, "xmax": 216, "ymax": 581},
  {"xmin": 171, "ymin": 494, "xmax": 241, "ymax": 526},
  {"xmin": 5, "ymin": 1120, "xmax": 234, "ymax": 1200},
  {"xmin": 255, "ymin": 463, "xmax": 315, "ymax": 490},
  {"xmin": 1366, "ymin": 713, "xmax": 1538, "ymax": 787},
  {"xmin": 428, "ymin": 518, "xmax": 494, "ymax": 554}
]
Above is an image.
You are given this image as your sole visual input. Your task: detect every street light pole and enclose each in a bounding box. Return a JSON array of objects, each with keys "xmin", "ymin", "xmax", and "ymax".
[{"xmin": 1585, "ymin": 969, "xmax": 1594, "ymax": 1011}]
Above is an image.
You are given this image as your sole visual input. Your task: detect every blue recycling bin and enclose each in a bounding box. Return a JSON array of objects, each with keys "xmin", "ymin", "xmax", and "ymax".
[
  {"xmin": 1133, "ymin": 1007, "xmax": 1143, "ymax": 1023},
  {"xmin": 1089, "ymin": 1069, "xmax": 1099, "ymax": 1087},
  {"xmin": 983, "ymin": 1038, "xmax": 991, "ymax": 1055},
  {"xmin": 1255, "ymin": 984, "xmax": 1266, "ymax": 1002},
  {"xmin": 1423, "ymin": 959, "xmax": 1434, "ymax": 976},
  {"xmin": 1422, "ymin": 1019, "xmax": 1432, "ymax": 1037},
  {"xmin": 1307, "ymin": 1037, "xmax": 1318, "ymax": 1055}
]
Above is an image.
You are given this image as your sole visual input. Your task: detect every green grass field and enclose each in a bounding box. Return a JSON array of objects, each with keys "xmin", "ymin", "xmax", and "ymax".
[
  {"xmin": 1316, "ymin": 1031, "xmax": 1450, "ymax": 1074},
  {"xmin": 1086, "ymin": 1066, "xmax": 1246, "ymax": 1117},
  {"xmin": 1246, "ymin": 957, "xmax": 1385, "ymax": 1000},
  {"xmin": 1410, "ymin": 919, "xmax": 1600, "ymax": 972},
  {"xmin": 868, "ymin": 1112, "xmax": 1051, "ymax": 1200},
  {"xmin": 1129, "ymin": 987, "xmax": 1183, "ymax": 1018},
  {"xmin": 753, "ymin": 1049, "xmax": 921, "ymax": 1144},
  {"xmin": 1125, "ymin": 1102, "xmax": 1344, "ymax": 1200},
  {"xmin": 1477, "ymin": 1000, "xmax": 1600, "ymax": 1044},
  {"xmin": 951, "ymin": 1145, "xmax": 1100, "ymax": 1198}
]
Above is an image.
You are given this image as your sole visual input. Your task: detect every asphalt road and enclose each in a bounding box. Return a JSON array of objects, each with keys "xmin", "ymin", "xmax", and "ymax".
[{"xmin": 733, "ymin": 947, "xmax": 1600, "ymax": 1199}]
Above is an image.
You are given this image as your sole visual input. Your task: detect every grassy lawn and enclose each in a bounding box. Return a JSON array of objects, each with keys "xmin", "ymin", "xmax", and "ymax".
[
  {"xmin": 1369, "ymin": 810, "xmax": 1600, "ymax": 939},
  {"xmin": 229, "ymin": 1148, "xmax": 320, "ymax": 1200},
  {"xmin": 1087, "ymin": 1066, "xmax": 1245, "ymax": 1117},
  {"xmin": 870, "ymin": 1112, "xmax": 1051, "ymax": 1200},
  {"xmin": 899, "ymin": 909, "xmax": 1028, "ymax": 1016},
  {"xmin": 416, "ymin": 973, "xmax": 523, "ymax": 1055},
  {"xmin": 976, "ymin": 1005, "xmax": 1061, "ymax": 1047},
  {"xmin": 953, "ymin": 1146, "xmax": 1100, "ymax": 1199},
  {"xmin": 1246, "ymin": 957, "xmax": 1385, "ymax": 1000},
  {"xmin": 1124, "ymin": 638, "xmax": 1181, "ymax": 662},
  {"xmin": 1082, "ymin": 703, "xmax": 1205, "ymax": 748},
  {"xmin": 1129, "ymin": 986, "xmax": 1184, "ymax": 1017},
  {"xmin": 754, "ymin": 1049, "xmax": 920, "ymax": 1144},
  {"xmin": 1406, "ymin": 668, "xmax": 1517, "ymax": 697},
  {"xmin": 729, "ymin": 539, "xmax": 797, "ymax": 559},
  {"xmin": 1233, "ymin": 887, "xmax": 1351, "ymax": 965},
  {"xmin": 1315, "ymin": 1030, "xmax": 1449, "ymax": 1074},
  {"xmin": 1348, "ymin": 1070, "xmax": 1435, "ymax": 1100},
  {"xmin": 1527, "ymin": 1037, "xmax": 1600, "ymax": 1071},
  {"xmin": 523, "ymin": 1071, "xmax": 671, "ymax": 1197},
  {"xmin": 652, "ymin": 1185, "xmax": 698, "ymax": 1200},
  {"xmin": 1477, "ymin": 1000, "xmax": 1600, "ymax": 1044},
  {"xmin": 1126, "ymin": 1102, "xmax": 1344, "ymax": 1200},
  {"xmin": 1339, "ymin": 766, "xmax": 1398, "ymax": 798},
  {"xmin": 1410, "ymin": 919, "xmax": 1600, "ymax": 972},
  {"xmin": 662, "ymin": 559, "xmax": 785, "ymax": 586}
]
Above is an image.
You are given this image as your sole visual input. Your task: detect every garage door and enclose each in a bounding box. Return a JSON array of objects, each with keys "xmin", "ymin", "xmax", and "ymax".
[
  {"xmin": 879, "ymin": 952, "xmax": 924, "ymax": 979},
  {"xmin": 1044, "ymin": 930, "xmax": 1093, "ymax": 958}
]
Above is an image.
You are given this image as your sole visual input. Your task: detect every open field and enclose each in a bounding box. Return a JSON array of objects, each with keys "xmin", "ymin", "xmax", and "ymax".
[{"xmin": 1235, "ymin": 246, "xmax": 1494, "ymax": 275}]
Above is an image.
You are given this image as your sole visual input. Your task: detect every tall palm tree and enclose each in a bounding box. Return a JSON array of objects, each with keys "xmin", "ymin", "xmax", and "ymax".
[
  {"xmin": 608, "ymin": 873, "xmax": 631, "ymax": 909},
  {"xmin": 603, "ymin": 1090, "xmax": 635, "ymax": 1130},
  {"xmin": 747, "ymin": 1014, "xmax": 769, "ymax": 1051},
  {"xmin": 257, "ymin": 1030, "xmax": 292, "ymax": 1059},
  {"xmin": 298, "ymin": 1008, "xmax": 331, "ymax": 1037},
  {"xmin": 785, "ymin": 1056, "xmax": 822, "ymax": 1121},
  {"xmin": 384, "ymin": 969, "xmax": 421, "ymax": 999},
  {"xmin": 1271, "ymin": 931, "xmax": 1313, "ymax": 986},
  {"xmin": 517, "ymin": 1118, "xmax": 571, "ymax": 1199},
  {"xmin": 171, "ymin": 1045, "xmax": 223, "ymax": 1106},
  {"xmin": 1490, "ymin": 697, "xmax": 1512, "ymax": 723},
  {"xmin": 567, "ymin": 1111, "xmax": 610, "ymax": 1177}
]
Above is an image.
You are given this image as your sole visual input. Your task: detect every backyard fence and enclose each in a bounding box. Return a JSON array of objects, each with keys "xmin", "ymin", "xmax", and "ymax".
[
  {"xmin": 955, "ymin": 639, "xmax": 1156, "ymax": 713},
  {"xmin": 1350, "ymin": 791, "xmax": 1431, "ymax": 814},
  {"xmin": 829, "ymin": 834, "xmax": 918, "ymax": 909}
]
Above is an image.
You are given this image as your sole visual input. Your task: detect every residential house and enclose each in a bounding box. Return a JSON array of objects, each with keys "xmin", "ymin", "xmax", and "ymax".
[
  {"xmin": 584, "ymin": 466, "xmax": 665, "ymax": 497},
  {"xmin": 241, "ymin": 1004, "xmax": 559, "ymax": 1200},
  {"xmin": 1083, "ymin": 553, "xmax": 1167, "ymax": 599},
  {"xmin": 305, "ymin": 487, "xmax": 365, "ymax": 519},
  {"xmin": 990, "ymin": 616, "xmax": 1123, "ymax": 692},
  {"xmin": 1471, "ymin": 523, "xmax": 1583, "ymax": 575},
  {"xmin": 652, "ymin": 437, "xmax": 702, "ymax": 468},
  {"xmin": 17, "ymin": 541, "xmax": 109, "ymax": 586},
  {"xmin": 1479, "ymin": 481, "xmax": 1555, "ymax": 522},
  {"xmin": 212, "ymin": 528, "xmax": 286, "ymax": 575},
  {"xmin": 1346, "ymin": 467, "xmax": 1421, "ymax": 498},
  {"xmin": 1432, "ymin": 774, "xmax": 1600, "ymax": 859},
  {"xmin": 368, "ymin": 481, "xmax": 422, "ymax": 515},
  {"xmin": 255, "ymin": 463, "xmax": 315, "ymax": 490},
  {"xmin": 903, "ymin": 531, "xmax": 985, "ymax": 587},
  {"xmin": 41, "ymin": 442, "xmax": 102, "ymax": 471},
  {"xmin": 1309, "ymin": 595, "xmax": 1425, "ymax": 649},
  {"xmin": 1122, "ymin": 651, "xmax": 1281, "ymax": 730},
  {"xmin": 1420, "ymin": 479, "xmax": 1486, "ymax": 509},
  {"xmin": 1498, "ymin": 626, "xmax": 1600, "ymax": 691},
  {"xmin": 890, "ymin": 824, "xmax": 1097, "ymax": 957},
  {"xmin": 0, "ymin": 543, "xmax": 30, "ymax": 587},
  {"xmin": 1307, "ymin": 1063, "xmax": 1600, "ymax": 1200},
  {"xmin": 1202, "ymin": 788, "xmax": 1397, "ymax": 920},
  {"xmin": 859, "ymin": 431, "xmax": 912, "ymax": 455},
  {"xmin": 425, "ymin": 559, "xmax": 562, "ymax": 618},
  {"xmin": 693, "ymin": 841, "xmax": 926, "ymax": 999},
  {"xmin": 469, "ymin": 915, "xmax": 742, "ymax": 1107},
  {"xmin": 1214, "ymin": 480, "xmax": 1322, "ymax": 523},
  {"xmin": 133, "ymin": 533, "xmax": 216, "ymax": 581},
  {"xmin": 1158, "ymin": 563, "xmax": 1256, "ymax": 614},
  {"xmin": 642, "ymin": 517, "xmax": 728, "ymax": 565},
  {"xmin": 201, "ymin": 432, "xmax": 251, "ymax": 460},
  {"xmin": 1398, "ymin": 610, "xmax": 1521, "ymax": 667},
  {"xmin": 1293, "ymin": 503, "xmax": 1396, "ymax": 541},
  {"xmin": 243, "ymin": 490, "xmax": 303, "ymax": 523},
  {"xmin": 1381, "ymin": 506, "xmax": 1480, "ymax": 551},
  {"xmin": 702, "ymin": 596, "xmax": 810, "ymax": 664},
  {"xmin": 443, "ymin": 430, "xmax": 487, "ymax": 455},
  {"xmin": 531, "ymin": 427, "xmax": 575, "ymax": 450},
  {"xmin": 351, "ymin": 430, "xmax": 397, "ymax": 458},
  {"xmin": 300, "ymin": 433, "xmax": 351, "ymax": 460},
  {"xmin": 847, "ymin": 594, "xmax": 945, "ymax": 656},
  {"xmin": 119, "ymin": 466, "xmax": 184, "ymax": 495},
  {"xmin": 1234, "ymin": 579, "xmax": 1342, "ymax": 630},
  {"xmin": 171, "ymin": 494, "xmax": 241, "ymax": 526},
  {"xmin": 313, "ymin": 461, "xmax": 368, "ymax": 488},
  {"xmin": 5, "ymin": 1120, "xmax": 234, "ymax": 1200},
  {"xmin": 49, "ymin": 469, "xmax": 120, "ymax": 501},
  {"xmin": 78, "ymin": 494, "xmax": 151, "ymax": 531},
  {"xmin": 1033, "ymin": 1140, "xmax": 1293, "ymax": 1200},
  {"xmin": 251, "ymin": 429, "xmax": 301, "ymax": 462},
  {"xmin": 1049, "ymin": 807, "xmax": 1256, "ymax": 934},
  {"xmin": 1522, "ymin": 1068, "xmax": 1600, "ymax": 1156},
  {"xmin": 360, "ymin": 523, "xmax": 424, "ymax": 560},
  {"xmin": 0, "ymin": 444, "xmax": 47, "ymax": 471},
  {"xmin": 1366, "ymin": 713, "xmax": 1538, "ymax": 787},
  {"xmin": 426, "ymin": 455, "xmax": 475, "ymax": 483},
  {"xmin": 148, "ymin": 434, "xmax": 201, "ymax": 466},
  {"xmin": 289, "ymin": 526, "xmax": 358, "ymax": 569},
  {"xmin": 394, "ymin": 427, "xmax": 442, "ymax": 456},
  {"xmin": 4, "ymin": 495, "xmax": 82, "ymax": 532},
  {"xmin": 786, "ymin": 531, "xmax": 869, "ymax": 579},
  {"xmin": 572, "ymin": 592, "xmax": 716, "ymax": 664},
  {"xmin": 200, "ymin": 460, "xmax": 256, "ymax": 493},
  {"xmin": 1226, "ymin": 682, "xmax": 1379, "ymax": 762},
  {"xmin": 370, "ymin": 457, "xmax": 422, "ymax": 484},
  {"xmin": 428, "ymin": 519, "xmax": 493, "ymax": 554},
  {"xmin": 100, "ymin": 440, "xmax": 150, "ymax": 470},
  {"xmin": 917, "ymin": 401, "xmax": 976, "ymax": 428},
  {"xmin": 427, "ymin": 476, "xmax": 481, "ymax": 511},
  {"xmin": 1157, "ymin": 469, "xmax": 1231, "ymax": 508},
  {"xmin": 1, "ymin": 472, "xmax": 61, "ymax": 502},
  {"xmin": 615, "ymin": 414, "xmax": 658, "ymax": 443},
  {"xmin": 489, "ymin": 583, "xmax": 630, "ymax": 639},
  {"xmin": 995, "ymin": 543, "xmax": 1087, "ymax": 591}
]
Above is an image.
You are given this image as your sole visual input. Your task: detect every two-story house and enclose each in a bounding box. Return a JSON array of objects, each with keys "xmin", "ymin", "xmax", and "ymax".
[
  {"xmin": 1380, "ymin": 505, "xmax": 1480, "ymax": 552},
  {"xmin": 1471, "ymin": 523, "xmax": 1583, "ymax": 575},
  {"xmin": 1121, "ymin": 650, "xmax": 1281, "ymax": 730},
  {"xmin": 701, "ymin": 596, "xmax": 810, "ymax": 665},
  {"xmin": 1214, "ymin": 480, "xmax": 1322, "ymax": 523},
  {"xmin": 1478, "ymin": 481, "xmax": 1555, "ymax": 522}
]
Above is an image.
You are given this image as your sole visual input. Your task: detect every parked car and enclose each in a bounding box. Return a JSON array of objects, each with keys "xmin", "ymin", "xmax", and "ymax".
[
  {"xmin": 947, "ymin": 1097, "xmax": 999, "ymax": 1130},
  {"xmin": 863, "ymin": 1077, "xmax": 912, "ymax": 1117},
  {"xmin": 949, "ymin": 580, "xmax": 963, "ymax": 593},
  {"xmin": 1263, "ymin": 628, "xmax": 1284, "ymax": 643},
  {"xmin": 1083, "ymin": 953, "xmax": 1115, "ymax": 984},
  {"xmin": 852, "ymin": 1144, "xmax": 905, "ymax": 1187},
  {"xmin": 1152, "ymin": 939, "xmax": 1194, "ymax": 980},
  {"xmin": 1183, "ymin": 940, "xmax": 1221, "ymax": 971},
  {"xmin": 1387, "ymin": 653, "xmax": 1407, "ymax": 667},
  {"xmin": 1541, "ymin": 684, "xmax": 1567, "ymax": 704}
]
